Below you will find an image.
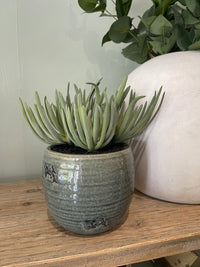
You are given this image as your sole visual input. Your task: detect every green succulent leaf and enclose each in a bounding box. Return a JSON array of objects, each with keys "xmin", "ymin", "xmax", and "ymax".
[
  {"xmin": 35, "ymin": 92, "xmax": 64, "ymax": 142},
  {"xmin": 115, "ymin": 95, "xmax": 145, "ymax": 138},
  {"xmin": 34, "ymin": 104, "xmax": 51, "ymax": 136},
  {"xmin": 114, "ymin": 76, "xmax": 128, "ymax": 108},
  {"xmin": 60, "ymin": 109, "xmax": 76, "ymax": 145},
  {"xmin": 79, "ymin": 105, "xmax": 94, "ymax": 151},
  {"xmin": 20, "ymin": 78, "xmax": 165, "ymax": 152},
  {"xmin": 44, "ymin": 97, "xmax": 64, "ymax": 134},
  {"xmin": 121, "ymin": 105, "xmax": 143, "ymax": 138},
  {"xmin": 92, "ymin": 103, "xmax": 101, "ymax": 144},
  {"xmin": 65, "ymin": 105, "xmax": 87, "ymax": 149},
  {"xmin": 95, "ymin": 96, "xmax": 110, "ymax": 150},
  {"xmin": 74, "ymin": 100, "xmax": 87, "ymax": 145},
  {"xmin": 27, "ymin": 105, "xmax": 57, "ymax": 144},
  {"xmin": 19, "ymin": 98, "xmax": 53, "ymax": 144},
  {"xmin": 103, "ymin": 102, "xmax": 117, "ymax": 147},
  {"xmin": 114, "ymin": 87, "xmax": 165, "ymax": 143},
  {"xmin": 116, "ymin": 87, "xmax": 165, "ymax": 142}
]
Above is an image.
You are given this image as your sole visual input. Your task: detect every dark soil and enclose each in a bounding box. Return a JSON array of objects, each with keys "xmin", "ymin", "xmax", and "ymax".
[{"xmin": 50, "ymin": 142, "xmax": 128, "ymax": 155}]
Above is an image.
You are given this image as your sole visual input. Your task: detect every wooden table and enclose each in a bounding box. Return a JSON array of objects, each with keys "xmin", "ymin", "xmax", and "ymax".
[{"xmin": 1, "ymin": 180, "xmax": 200, "ymax": 267}]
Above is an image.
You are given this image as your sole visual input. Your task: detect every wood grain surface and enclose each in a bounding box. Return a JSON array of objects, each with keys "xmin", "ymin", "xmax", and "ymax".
[{"xmin": 1, "ymin": 180, "xmax": 200, "ymax": 267}]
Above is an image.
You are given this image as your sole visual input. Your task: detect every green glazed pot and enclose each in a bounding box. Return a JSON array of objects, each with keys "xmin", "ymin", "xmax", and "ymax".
[{"xmin": 42, "ymin": 143, "xmax": 134, "ymax": 235}]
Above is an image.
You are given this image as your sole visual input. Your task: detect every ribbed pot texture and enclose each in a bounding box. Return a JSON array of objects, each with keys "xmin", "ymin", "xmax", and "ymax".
[{"xmin": 42, "ymin": 144, "xmax": 134, "ymax": 235}]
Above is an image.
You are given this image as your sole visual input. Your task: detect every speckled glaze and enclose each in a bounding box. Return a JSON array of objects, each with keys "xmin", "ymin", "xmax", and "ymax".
[{"xmin": 42, "ymin": 144, "xmax": 134, "ymax": 235}]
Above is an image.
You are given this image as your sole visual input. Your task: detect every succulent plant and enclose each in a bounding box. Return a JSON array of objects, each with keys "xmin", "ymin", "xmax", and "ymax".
[
  {"xmin": 78, "ymin": 0, "xmax": 200, "ymax": 63},
  {"xmin": 19, "ymin": 77, "xmax": 165, "ymax": 152}
]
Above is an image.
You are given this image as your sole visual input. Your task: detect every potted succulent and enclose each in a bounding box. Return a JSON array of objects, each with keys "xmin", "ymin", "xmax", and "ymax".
[
  {"xmin": 19, "ymin": 77, "xmax": 164, "ymax": 235},
  {"xmin": 78, "ymin": 0, "xmax": 200, "ymax": 204}
]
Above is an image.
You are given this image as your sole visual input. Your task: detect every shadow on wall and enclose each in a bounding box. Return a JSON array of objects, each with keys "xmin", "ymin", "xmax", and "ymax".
[{"xmin": 65, "ymin": 2, "xmax": 137, "ymax": 91}]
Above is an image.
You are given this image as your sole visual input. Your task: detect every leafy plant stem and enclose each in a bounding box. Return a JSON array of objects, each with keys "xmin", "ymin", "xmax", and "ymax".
[
  {"xmin": 105, "ymin": 9, "xmax": 117, "ymax": 21},
  {"xmin": 162, "ymin": 27, "xmax": 166, "ymax": 45},
  {"xmin": 128, "ymin": 30, "xmax": 139, "ymax": 42},
  {"xmin": 105, "ymin": 8, "xmax": 138, "ymax": 42}
]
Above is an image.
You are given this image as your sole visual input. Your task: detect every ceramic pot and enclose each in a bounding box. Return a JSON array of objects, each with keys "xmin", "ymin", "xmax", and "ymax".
[
  {"xmin": 42, "ymin": 143, "xmax": 134, "ymax": 235},
  {"xmin": 127, "ymin": 51, "xmax": 200, "ymax": 204}
]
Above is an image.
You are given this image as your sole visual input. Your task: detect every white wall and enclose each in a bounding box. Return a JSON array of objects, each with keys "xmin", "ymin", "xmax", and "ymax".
[{"xmin": 0, "ymin": 0, "xmax": 151, "ymax": 182}]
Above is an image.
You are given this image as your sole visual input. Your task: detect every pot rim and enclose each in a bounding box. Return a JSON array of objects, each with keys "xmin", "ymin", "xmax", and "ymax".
[{"xmin": 45, "ymin": 143, "xmax": 131, "ymax": 159}]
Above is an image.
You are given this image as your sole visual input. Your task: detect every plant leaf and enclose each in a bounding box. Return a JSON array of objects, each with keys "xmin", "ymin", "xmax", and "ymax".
[
  {"xmin": 79, "ymin": 105, "xmax": 94, "ymax": 151},
  {"xmin": 19, "ymin": 98, "xmax": 53, "ymax": 144},
  {"xmin": 78, "ymin": 0, "xmax": 98, "ymax": 12},
  {"xmin": 154, "ymin": 0, "xmax": 173, "ymax": 16},
  {"xmin": 102, "ymin": 30, "xmax": 111, "ymax": 46},
  {"xmin": 176, "ymin": 24, "xmax": 193, "ymax": 50},
  {"xmin": 150, "ymin": 14, "xmax": 173, "ymax": 35},
  {"xmin": 195, "ymin": 23, "xmax": 200, "ymax": 30},
  {"xmin": 171, "ymin": 5, "xmax": 184, "ymax": 25},
  {"xmin": 109, "ymin": 16, "xmax": 132, "ymax": 43},
  {"xmin": 194, "ymin": 29, "xmax": 200, "ymax": 41},
  {"xmin": 114, "ymin": 76, "xmax": 127, "ymax": 108},
  {"xmin": 92, "ymin": 0, "xmax": 106, "ymax": 12},
  {"xmin": 185, "ymin": 0, "xmax": 200, "ymax": 18},
  {"xmin": 116, "ymin": 0, "xmax": 125, "ymax": 18},
  {"xmin": 188, "ymin": 40, "xmax": 200, "ymax": 50},
  {"xmin": 141, "ymin": 16, "xmax": 157, "ymax": 29},
  {"xmin": 122, "ymin": 34, "xmax": 149, "ymax": 64},
  {"xmin": 149, "ymin": 30, "xmax": 177, "ymax": 54},
  {"xmin": 122, "ymin": 0, "xmax": 133, "ymax": 16},
  {"xmin": 182, "ymin": 9, "xmax": 200, "ymax": 25},
  {"xmin": 95, "ymin": 96, "xmax": 110, "ymax": 150},
  {"xmin": 35, "ymin": 92, "xmax": 63, "ymax": 142},
  {"xmin": 137, "ymin": 5, "xmax": 155, "ymax": 33},
  {"xmin": 177, "ymin": 0, "xmax": 186, "ymax": 5},
  {"xmin": 115, "ymin": 0, "xmax": 132, "ymax": 18}
]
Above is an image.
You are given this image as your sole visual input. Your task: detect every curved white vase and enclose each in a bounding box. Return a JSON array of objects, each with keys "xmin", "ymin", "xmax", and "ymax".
[{"xmin": 128, "ymin": 51, "xmax": 200, "ymax": 204}]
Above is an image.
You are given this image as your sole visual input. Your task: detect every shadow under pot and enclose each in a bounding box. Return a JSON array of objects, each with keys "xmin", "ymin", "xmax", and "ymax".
[{"xmin": 42, "ymin": 143, "xmax": 134, "ymax": 235}]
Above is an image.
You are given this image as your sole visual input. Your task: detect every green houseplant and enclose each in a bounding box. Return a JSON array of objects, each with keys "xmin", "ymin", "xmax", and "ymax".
[
  {"xmin": 78, "ymin": 0, "xmax": 200, "ymax": 63},
  {"xmin": 19, "ymin": 77, "xmax": 164, "ymax": 234}
]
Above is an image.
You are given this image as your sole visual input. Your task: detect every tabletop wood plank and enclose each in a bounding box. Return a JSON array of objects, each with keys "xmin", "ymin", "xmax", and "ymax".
[{"xmin": 1, "ymin": 180, "xmax": 200, "ymax": 267}]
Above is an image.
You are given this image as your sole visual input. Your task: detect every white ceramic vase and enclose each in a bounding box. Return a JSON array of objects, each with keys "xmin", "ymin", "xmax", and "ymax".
[{"xmin": 127, "ymin": 51, "xmax": 200, "ymax": 204}]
